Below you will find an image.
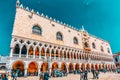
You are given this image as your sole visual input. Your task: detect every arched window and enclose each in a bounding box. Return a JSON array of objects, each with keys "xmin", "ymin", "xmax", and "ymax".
[
  {"xmin": 32, "ymin": 25, "xmax": 42, "ymax": 35},
  {"xmin": 73, "ymin": 37, "xmax": 78, "ymax": 44},
  {"xmin": 56, "ymin": 32, "xmax": 63, "ymax": 41},
  {"xmin": 101, "ymin": 46, "xmax": 104, "ymax": 52},
  {"xmin": 21, "ymin": 45, "xmax": 27, "ymax": 55},
  {"xmin": 92, "ymin": 42, "xmax": 96, "ymax": 49},
  {"xmin": 14, "ymin": 44, "xmax": 20, "ymax": 54},
  {"xmin": 107, "ymin": 48, "xmax": 110, "ymax": 53},
  {"xmin": 84, "ymin": 42, "xmax": 89, "ymax": 48}
]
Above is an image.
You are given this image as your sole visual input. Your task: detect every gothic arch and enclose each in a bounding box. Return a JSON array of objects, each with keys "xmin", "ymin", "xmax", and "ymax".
[
  {"xmin": 52, "ymin": 62, "xmax": 58, "ymax": 71},
  {"xmin": 21, "ymin": 45, "xmax": 27, "ymax": 55},
  {"xmin": 13, "ymin": 44, "xmax": 20, "ymax": 54},
  {"xmin": 61, "ymin": 62, "xmax": 67, "ymax": 72},
  {"xmin": 41, "ymin": 62, "xmax": 48, "ymax": 72},
  {"xmin": 27, "ymin": 61, "xmax": 38, "ymax": 75},
  {"xmin": 28, "ymin": 46, "xmax": 33, "ymax": 55},
  {"xmin": 35, "ymin": 46, "xmax": 39, "ymax": 57},
  {"xmin": 69, "ymin": 63, "xmax": 74, "ymax": 73}
]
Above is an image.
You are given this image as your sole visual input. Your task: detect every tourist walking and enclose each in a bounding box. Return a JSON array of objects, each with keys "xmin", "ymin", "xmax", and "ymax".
[
  {"xmin": 39, "ymin": 71, "xmax": 44, "ymax": 80},
  {"xmin": 8, "ymin": 74, "xmax": 12, "ymax": 80},
  {"xmin": 84, "ymin": 69, "xmax": 88, "ymax": 80},
  {"xmin": 12, "ymin": 71, "xmax": 17, "ymax": 80},
  {"xmin": 1, "ymin": 74, "xmax": 8, "ymax": 80},
  {"xmin": 44, "ymin": 71, "xmax": 50, "ymax": 80},
  {"xmin": 80, "ymin": 69, "xmax": 84, "ymax": 80},
  {"xmin": 91, "ymin": 69, "xmax": 95, "ymax": 79},
  {"xmin": 95, "ymin": 70, "xmax": 99, "ymax": 79}
]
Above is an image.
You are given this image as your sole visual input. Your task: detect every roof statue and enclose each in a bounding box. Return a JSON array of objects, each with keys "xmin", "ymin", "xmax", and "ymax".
[{"xmin": 82, "ymin": 25, "xmax": 85, "ymax": 31}]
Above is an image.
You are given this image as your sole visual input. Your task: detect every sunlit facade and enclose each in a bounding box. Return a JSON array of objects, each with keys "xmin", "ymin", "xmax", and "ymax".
[{"xmin": 6, "ymin": 0, "xmax": 115, "ymax": 76}]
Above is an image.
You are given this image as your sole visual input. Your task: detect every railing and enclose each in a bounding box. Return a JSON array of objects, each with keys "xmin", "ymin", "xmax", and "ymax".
[
  {"xmin": 35, "ymin": 56, "xmax": 39, "ymax": 59},
  {"xmin": 13, "ymin": 54, "xmax": 19, "ymax": 57},
  {"xmin": 21, "ymin": 54, "xmax": 26, "ymax": 58},
  {"xmin": 28, "ymin": 55, "xmax": 33, "ymax": 58},
  {"xmin": 12, "ymin": 54, "xmax": 113, "ymax": 64}
]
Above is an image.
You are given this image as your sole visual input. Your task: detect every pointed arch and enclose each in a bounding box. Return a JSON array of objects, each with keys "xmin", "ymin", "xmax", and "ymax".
[
  {"xmin": 64, "ymin": 51, "xmax": 66, "ymax": 59},
  {"xmin": 14, "ymin": 44, "xmax": 20, "ymax": 54},
  {"xmin": 21, "ymin": 45, "xmax": 27, "ymax": 55},
  {"xmin": 27, "ymin": 61, "xmax": 38, "ymax": 76},
  {"xmin": 28, "ymin": 46, "xmax": 33, "ymax": 55},
  {"xmin": 12, "ymin": 60, "xmax": 24, "ymax": 76},
  {"xmin": 41, "ymin": 62, "xmax": 48, "ymax": 72},
  {"xmin": 86, "ymin": 64, "xmax": 90, "ymax": 70},
  {"xmin": 71, "ymin": 52, "xmax": 73, "ymax": 59},
  {"xmin": 41, "ymin": 47, "xmax": 45, "ymax": 56},
  {"xmin": 61, "ymin": 62, "xmax": 67, "ymax": 72},
  {"xmin": 67, "ymin": 52, "xmax": 70, "ymax": 59},
  {"xmin": 75, "ymin": 63, "xmax": 80, "ymax": 70},
  {"xmin": 60, "ymin": 50, "xmax": 62, "ymax": 59},
  {"xmin": 74, "ymin": 53, "xmax": 76, "ymax": 59},
  {"xmin": 81, "ymin": 63, "xmax": 85, "ymax": 70},
  {"xmin": 46, "ymin": 48, "xmax": 50, "ymax": 57},
  {"xmin": 91, "ymin": 64, "xmax": 94, "ymax": 70},
  {"xmin": 56, "ymin": 49, "xmax": 59, "ymax": 57},
  {"xmin": 51, "ymin": 49, "xmax": 54, "ymax": 57},
  {"xmin": 35, "ymin": 47, "xmax": 39, "ymax": 57},
  {"xmin": 69, "ymin": 63, "xmax": 74, "ymax": 73},
  {"xmin": 52, "ymin": 62, "xmax": 58, "ymax": 71}
]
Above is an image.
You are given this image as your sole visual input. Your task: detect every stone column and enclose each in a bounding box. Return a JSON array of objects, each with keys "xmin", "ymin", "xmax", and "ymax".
[
  {"xmin": 24, "ymin": 65, "xmax": 28, "ymax": 77},
  {"xmin": 54, "ymin": 50, "xmax": 56, "ymax": 60},
  {"xmin": 70, "ymin": 52, "xmax": 71, "ymax": 61},
  {"xmin": 59, "ymin": 50, "xmax": 61, "ymax": 60},
  {"xmin": 72, "ymin": 52, "xmax": 74, "ymax": 61},
  {"xmin": 33, "ymin": 48, "xmax": 35, "ymax": 59},
  {"xmin": 10, "ymin": 48, "xmax": 13, "ymax": 57},
  {"xmin": 50, "ymin": 51, "xmax": 51, "ymax": 60},
  {"xmin": 44, "ymin": 50, "xmax": 47, "ymax": 59},
  {"xmin": 39, "ymin": 52, "xmax": 41, "ymax": 59},
  {"xmin": 66, "ymin": 51, "xmax": 68, "ymax": 60},
  {"xmin": 24, "ymin": 68, "xmax": 27, "ymax": 77},
  {"xmin": 19, "ymin": 47, "xmax": 22, "ymax": 58},
  {"xmin": 26, "ymin": 48, "xmax": 29, "ymax": 58},
  {"xmin": 38, "ymin": 65, "xmax": 41, "ymax": 76},
  {"xmin": 62, "ymin": 51, "xmax": 64, "ymax": 60}
]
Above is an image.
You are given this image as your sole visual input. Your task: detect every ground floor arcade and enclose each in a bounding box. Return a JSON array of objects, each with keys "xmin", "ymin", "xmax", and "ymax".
[{"xmin": 8, "ymin": 60, "xmax": 116, "ymax": 76}]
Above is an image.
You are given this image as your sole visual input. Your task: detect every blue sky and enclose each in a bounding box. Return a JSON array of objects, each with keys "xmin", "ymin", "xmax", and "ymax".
[{"xmin": 0, "ymin": 0, "xmax": 120, "ymax": 56}]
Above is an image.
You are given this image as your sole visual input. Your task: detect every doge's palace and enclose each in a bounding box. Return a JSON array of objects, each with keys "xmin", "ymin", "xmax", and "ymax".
[{"xmin": 6, "ymin": 0, "xmax": 115, "ymax": 77}]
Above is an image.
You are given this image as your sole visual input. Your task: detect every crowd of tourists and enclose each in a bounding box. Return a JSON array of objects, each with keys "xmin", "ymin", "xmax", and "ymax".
[
  {"xmin": 80, "ymin": 69, "xmax": 99, "ymax": 80},
  {"xmin": 0, "ymin": 68, "xmax": 118, "ymax": 80}
]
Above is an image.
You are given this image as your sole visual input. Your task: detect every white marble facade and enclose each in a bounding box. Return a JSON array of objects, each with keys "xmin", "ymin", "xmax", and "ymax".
[{"xmin": 6, "ymin": 0, "xmax": 116, "ymax": 76}]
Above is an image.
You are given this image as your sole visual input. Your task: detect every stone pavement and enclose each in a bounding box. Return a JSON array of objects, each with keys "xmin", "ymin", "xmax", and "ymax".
[{"xmin": 17, "ymin": 72, "xmax": 120, "ymax": 80}]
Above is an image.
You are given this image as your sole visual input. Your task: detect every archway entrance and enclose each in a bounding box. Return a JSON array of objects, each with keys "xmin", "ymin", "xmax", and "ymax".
[
  {"xmin": 95, "ymin": 64, "xmax": 98, "ymax": 70},
  {"xmin": 61, "ymin": 63, "xmax": 67, "ymax": 73},
  {"xmin": 75, "ymin": 63, "xmax": 79, "ymax": 71},
  {"xmin": 12, "ymin": 61, "xmax": 24, "ymax": 77},
  {"xmin": 99, "ymin": 64, "xmax": 103, "ymax": 70},
  {"xmin": 91, "ymin": 64, "xmax": 94, "ymax": 70},
  {"xmin": 69, "ymin": 63, "xmax": 74, "ymax": 73},
  {"xmin": 86, "ymin": 64, "xmax": 90, "ymax": 70},
  {"xmin": 41, "ymin": 62, "xmax": 48, "ymax": 72},
  {"xmin": 27, "ymin": 62, "xmax": 38, "ymax": 76},
  {"xmin": 52, "ymin": 62, "xmax": 58, "ymax": 71},
  {"xmin": 81, "ymin": 63, "xmax": 85, "ymax": 70}
]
